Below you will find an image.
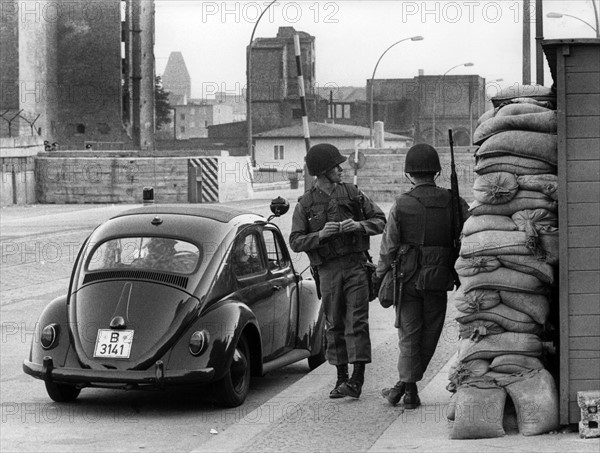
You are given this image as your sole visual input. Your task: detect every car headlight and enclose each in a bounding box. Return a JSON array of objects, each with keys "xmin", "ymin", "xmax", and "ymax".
[
  {"xmin": 41, "ymin": 324, "xmax": 59, "ymax": 349},
  {"xmin": 189, "ymin": 330, "xmax": 209, "ymax": 356}
]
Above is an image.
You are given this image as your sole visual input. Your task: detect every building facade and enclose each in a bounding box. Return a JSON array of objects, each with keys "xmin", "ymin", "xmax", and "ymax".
[
  {"xmin": 367, "ymin": 74, "xmax": 486, "ymax": 145},
  {"xmin": 249, "ymin": 27, "xmax": 327, "ymax": 133},
  {"xmin": 0, "ymin": 0, "xmax": 154, "ymax": 150}
]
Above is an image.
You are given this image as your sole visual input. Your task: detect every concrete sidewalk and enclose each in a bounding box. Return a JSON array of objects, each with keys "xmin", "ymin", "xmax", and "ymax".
[{"xmin": 198, "ymin": 300, "xmax": 599, "ymax": 453}]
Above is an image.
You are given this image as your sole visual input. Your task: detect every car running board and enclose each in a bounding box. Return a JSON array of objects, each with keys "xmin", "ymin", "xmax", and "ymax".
[{"xmin": 261, "ymin": 349, "xmax": 311, "ymax": 375}]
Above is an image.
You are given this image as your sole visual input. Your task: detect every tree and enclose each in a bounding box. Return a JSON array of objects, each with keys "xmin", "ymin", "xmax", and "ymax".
[{"xmin": 155, "ymin": 76, "xmax": 172, "ymax": 131}]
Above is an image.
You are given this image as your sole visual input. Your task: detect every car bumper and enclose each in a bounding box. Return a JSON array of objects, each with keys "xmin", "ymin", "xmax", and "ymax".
[{"xmin": 23, "ymin": 356, "xmax": 215, "ymax": 387}]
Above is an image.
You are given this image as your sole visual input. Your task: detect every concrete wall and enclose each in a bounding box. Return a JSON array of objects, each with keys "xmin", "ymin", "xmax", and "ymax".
[
  {"xmin": 0, "ymin": 136, "xmax": 43, "ymax": 205},
  {"xmin": 35, "ymin": 153, "xmax": 253, "ymax": 204},
  {"xmin": 340, "ymin": 146, "xmax": 477, "ymax": 203}
]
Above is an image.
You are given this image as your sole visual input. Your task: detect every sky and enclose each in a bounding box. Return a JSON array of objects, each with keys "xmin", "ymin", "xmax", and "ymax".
[{"xmin": 154, "ymin": 0, "xmax": 600, "ymax": 99}]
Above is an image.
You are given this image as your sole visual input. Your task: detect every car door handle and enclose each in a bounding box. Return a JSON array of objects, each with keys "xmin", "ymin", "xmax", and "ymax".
[{"xmin": 272, "ymin": 285, "xmax": 282, "ymax": 292}]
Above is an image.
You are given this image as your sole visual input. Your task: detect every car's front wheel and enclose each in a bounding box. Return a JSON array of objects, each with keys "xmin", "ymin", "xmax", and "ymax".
[
  {"xmin": 216, "ymin": 335, "xmax": 251, "ymax": 407},
  {"xmin": 45, "ymin": 382, "xmax": 81, "ymax": 402}
]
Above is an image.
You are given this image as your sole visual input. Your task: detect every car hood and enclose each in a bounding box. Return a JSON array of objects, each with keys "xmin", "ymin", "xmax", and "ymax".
[{"xmin": 69, "ymin": 280, "xmax": 200, "ymax": 370}]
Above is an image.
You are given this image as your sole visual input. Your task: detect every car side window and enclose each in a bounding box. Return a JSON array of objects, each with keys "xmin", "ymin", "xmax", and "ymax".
[
  {"xmin": 262, "ymin": 229, "xmax": 290, "ymax": 271},
  {"xmin": 233, "ymin": 234, "xmax": 266, "ymax": 277}
]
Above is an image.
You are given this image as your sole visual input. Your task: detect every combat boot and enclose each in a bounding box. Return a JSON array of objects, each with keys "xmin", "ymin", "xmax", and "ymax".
[
  {"xmin": 381, "ymin": 381, "xmax": 405, "ymax": 406},
  {"xmin": 329, "ymin": 364, "xmax": 349, "ymax": 399},
  {"xmin": 404, "ymin": 382, "xmax": 421, "ymax": 409},
  {"xmin": 338, "ymin": 362, "xmax": 365, "ymax": 398}
]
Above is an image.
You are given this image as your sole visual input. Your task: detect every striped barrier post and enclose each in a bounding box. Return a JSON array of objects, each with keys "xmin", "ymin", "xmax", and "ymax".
[
  {"xmin": 188, "ymin": 157, "xmax": 219, "ymax": 203},
  {"xmin": 294, "ymin": 33, "xmax": 313, "ymax": 191}
]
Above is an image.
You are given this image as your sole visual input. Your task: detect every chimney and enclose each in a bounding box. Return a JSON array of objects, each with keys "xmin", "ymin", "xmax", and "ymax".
[{"xmin": 418, "ymin": 69, "xmax": 424, "ymax": 76}]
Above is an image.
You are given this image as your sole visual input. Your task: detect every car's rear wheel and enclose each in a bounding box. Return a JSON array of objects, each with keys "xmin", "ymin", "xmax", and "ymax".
[
  {"xmin": 216, "ymin": 335, "xmax": 251, "ymax": 407},
  {"xmin": 45, "ymin": 382, "xmax": 81, "ymax": 402},
  {"xmin": 308, "ymin": 325, "xmax": 327, "ymax": 370}
]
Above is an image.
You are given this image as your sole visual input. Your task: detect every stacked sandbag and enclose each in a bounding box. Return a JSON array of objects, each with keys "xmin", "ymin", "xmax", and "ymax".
[{"xmin": 447, "ymin": 90, "xmax": 560, "ymax": 439}]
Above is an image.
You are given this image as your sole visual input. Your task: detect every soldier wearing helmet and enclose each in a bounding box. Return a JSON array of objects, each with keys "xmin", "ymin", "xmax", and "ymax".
[
  {"xmin": 290, "ymin": 143, "xmax": 386, "ymax": 400},
  {"xmin": 375, "ymin": 143, "xmax": 469, "ymax": 409}
]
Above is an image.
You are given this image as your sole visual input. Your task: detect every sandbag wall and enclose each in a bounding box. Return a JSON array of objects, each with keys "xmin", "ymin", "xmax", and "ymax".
[{"xmin": 447, "ymin": 88, "xmax": 561, "ymax": 439}]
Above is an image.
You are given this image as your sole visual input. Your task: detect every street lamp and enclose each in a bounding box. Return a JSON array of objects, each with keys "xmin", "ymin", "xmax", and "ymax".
[
  {"xmin": 432, "ymin": 62, "xmax": 474, "ymax": 147},
  {"xmin": 369, "ymin": 35, "xmax": 424, "ymax": 147},
  {"xmin": 547, "ymin": 5, "xmax": 600, "ymax": 38},
  {"xmin": 247, "ymin": 0, "xmax": 277, "ymax": 167}
]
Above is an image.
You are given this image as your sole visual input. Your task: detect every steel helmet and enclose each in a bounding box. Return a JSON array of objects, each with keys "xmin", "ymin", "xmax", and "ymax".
[
  {"xmin": 404, "ymin": 143, "xmax": 441, "ymax": 173},
  {"xmin": 306, "ymin": 143, "xmax": 347, "ymax": 176}
]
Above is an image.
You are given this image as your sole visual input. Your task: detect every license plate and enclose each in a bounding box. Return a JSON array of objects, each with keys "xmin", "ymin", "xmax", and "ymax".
[{"xmin": 94, "ymin": 329, "xmax": 134, "ymax": 359}]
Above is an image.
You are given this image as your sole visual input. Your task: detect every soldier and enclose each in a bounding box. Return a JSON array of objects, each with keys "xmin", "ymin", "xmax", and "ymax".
[
  {"xmin": 375, "ymin": 144, "xmax": 469, "ymax": 408},
  {"xmin": 290, "ymin": 143, "xmax": 386, "ymax": 399}
]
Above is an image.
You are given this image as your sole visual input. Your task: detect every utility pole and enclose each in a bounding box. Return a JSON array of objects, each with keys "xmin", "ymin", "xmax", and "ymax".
[
  {"xmin": 523, "ymin": 0, "xmax": 532, "ymax": 85},
  {"xmin": 535, "ymin": 0, "xmax": 544, "ymax": 86}
]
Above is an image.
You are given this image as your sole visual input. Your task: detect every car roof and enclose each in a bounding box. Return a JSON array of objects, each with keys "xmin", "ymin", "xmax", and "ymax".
[{"xmin": 112, "ymin": 204, "xmax": 261, "ymax": 223}]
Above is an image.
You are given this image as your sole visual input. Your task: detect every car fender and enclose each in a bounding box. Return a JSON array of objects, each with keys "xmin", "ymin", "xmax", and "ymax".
[
  {"xmin": 296, "ymin": 278, "xmax": 325, "ymax": 352},
  {"xmin": 27, "ymin": 295, "xmax": 72, "ymax": 366},
  {"xmin": 166, "ymin": 300, "xmax": 263, "ymax": 381}
]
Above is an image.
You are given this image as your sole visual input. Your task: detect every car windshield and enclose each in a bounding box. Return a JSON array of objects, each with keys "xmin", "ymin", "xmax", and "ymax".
[{"xmin": 87, "ymin": 237, "xmax": 201, "ymax": 274}]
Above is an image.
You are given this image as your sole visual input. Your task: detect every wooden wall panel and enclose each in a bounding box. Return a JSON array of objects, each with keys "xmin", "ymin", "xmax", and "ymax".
[
  {"xmin": 566, "ymin": 117, "xmax": 600, "ymax": 138},
  {"xmin": 566, "ymin": 94, "xmax": 600, "ymax": 115},
  {"xmin": 568, "ymin": 203, "xmax": 600, "ymax": 225},
  {"xmin": 567, "ymin": 160, "xmax": 600, "ymax": 182},
  {"xmin": 568, "ymin": 294, "xmax": 599, "ymax": 315},
  {"xmin": 568, "ymin": 247, "xmax": 600, "ymax": 270},
  {"xmin": 569, "ymin": 271, "xmax": 600, "ymax": 294},
  {"xmin": 569, "ymin": 336, "xmax": 600, "ymax": 351},
  {"xmin": 568, "ymin": 226, "xmax": 600, "ymax": 248},
  {"xmin": 566, "ymin": 138, "xmax": 600, "ymax": 160},
  {"xmin": 565, "ymin": 46, "xmax": 600, "ymax": 71},
  {"xmin": 569, "ymin": 358, "xmax": 600, "ymax": 379},
  {"xmin": 566, "ymin": 72, "xmax": 600, "ymax": 93},
  {"xmin": 569, "ymin": 315, "xmax": 600, "ymax": 337},
  {"xmin": 566, "ymin": 182, "xmax": 600, "ymax": 203}
]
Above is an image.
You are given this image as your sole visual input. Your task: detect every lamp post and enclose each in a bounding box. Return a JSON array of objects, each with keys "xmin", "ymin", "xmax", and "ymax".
[
  {"xmin": 432, "ymin": 62, "xmax": 474, "ymax": 147},
  {"xmin": 547, "ymin": 3, "xmax": 600, "ymax": 38},
  {"xmin": 247, "ymin": 0, "xmax": 277, "ymax": 167},
  {"xmin": 369, "ymin": 35, "xmax": 423, "ymax": 147}
]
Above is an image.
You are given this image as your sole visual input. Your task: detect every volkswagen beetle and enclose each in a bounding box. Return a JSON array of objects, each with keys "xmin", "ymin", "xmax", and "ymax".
[{"xmin": 23, "ymin": 198, "xmax": 325, "ymax": 407}]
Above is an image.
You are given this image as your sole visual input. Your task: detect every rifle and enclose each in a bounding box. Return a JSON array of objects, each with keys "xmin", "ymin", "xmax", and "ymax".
[{"xmin": 448, "ymin": 129, "xmax": 463, "ymax": 288}]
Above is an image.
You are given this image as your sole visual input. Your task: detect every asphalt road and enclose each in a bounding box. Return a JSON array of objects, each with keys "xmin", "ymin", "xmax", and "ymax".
[{"xmin": 0, "ymin": 197, "xmax": 396, "ymax": 452}]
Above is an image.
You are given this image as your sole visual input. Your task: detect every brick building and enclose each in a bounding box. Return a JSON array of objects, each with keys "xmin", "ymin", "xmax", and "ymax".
[
  {"xmin": 249, "ymin": 26, "xmax": 327, "ymax": 133},
  {"xmin": 367, "ymin": 73, "xmax": 486, "ymax": 145}
]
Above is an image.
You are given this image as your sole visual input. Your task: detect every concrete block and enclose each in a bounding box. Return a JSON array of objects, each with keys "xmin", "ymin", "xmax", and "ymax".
[{"xmin": 578, "ymin": 390, "xmax": 600, "ymax": 439}]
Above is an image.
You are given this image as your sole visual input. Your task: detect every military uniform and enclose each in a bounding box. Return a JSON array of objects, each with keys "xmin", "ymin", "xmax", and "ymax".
[
  {"xmin": 377, "ymin": 182, "xmax": 469, "ymax": 384},
  {"xmin": 290, "ymin": 182, "xmax": 386, "ymax": 366}
]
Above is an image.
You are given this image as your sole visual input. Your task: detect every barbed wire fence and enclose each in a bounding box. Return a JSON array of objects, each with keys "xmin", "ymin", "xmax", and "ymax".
[{"xmin": 0, "ymin": 110, "xmax": 41, "ymax": 138}]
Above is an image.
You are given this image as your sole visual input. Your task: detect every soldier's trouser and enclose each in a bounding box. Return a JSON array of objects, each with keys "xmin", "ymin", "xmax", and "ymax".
[
  {"xmin": 319, "ymin": 254, "xmax": 371, "ymax": 366},
  {"xmin": 396, "ymin": 275, "xmax": 447, "ymax": 383}
]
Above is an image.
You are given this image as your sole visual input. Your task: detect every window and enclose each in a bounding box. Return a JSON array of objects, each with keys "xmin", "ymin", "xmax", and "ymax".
[
  {"xmin": 344, "ymin": 104, "xmax": 351, "ymax": 119},
  {"xmin": 86, "ymin": 237, "xmax": 201, "ymax": 274},
  {"xmin": 273, "ymin": 145, "xmax": 284, "ymax": 160},
  {"xmin": 292, "ymin": 108, "xmax": 303, "ymax": 119},
  {"xmin": 180, "ymin": 126, "xmax": 185, "ymax": 133},
  {"xmin": 180, "ymin": 113, "xmax": 185, "ymax": 120},
  {"xmin": 262, "ymin": 229, "xmax": 289, "ymax": 270},
  {"xmin": 232, "ymin": 234, "xmax": 266, "ymax": 276}
]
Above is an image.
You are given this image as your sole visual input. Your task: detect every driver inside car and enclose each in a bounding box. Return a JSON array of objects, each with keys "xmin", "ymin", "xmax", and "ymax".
[
  {"xmin": 141, "ymin": 238, "xmax": 178, "ymax": 270},
  {"xmin": 233, "ymin": 241, "xmax": 262, "ymax": 276}
]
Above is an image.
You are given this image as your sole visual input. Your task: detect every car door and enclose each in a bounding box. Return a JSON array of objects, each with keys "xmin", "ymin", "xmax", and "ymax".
[
  {"xmin": 261, "ymin": 226, "xmax": 297, "ymax": 357},
  {"xmin": 231, "ymin": 232, "xmax": 274, "ymax": 358}
]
